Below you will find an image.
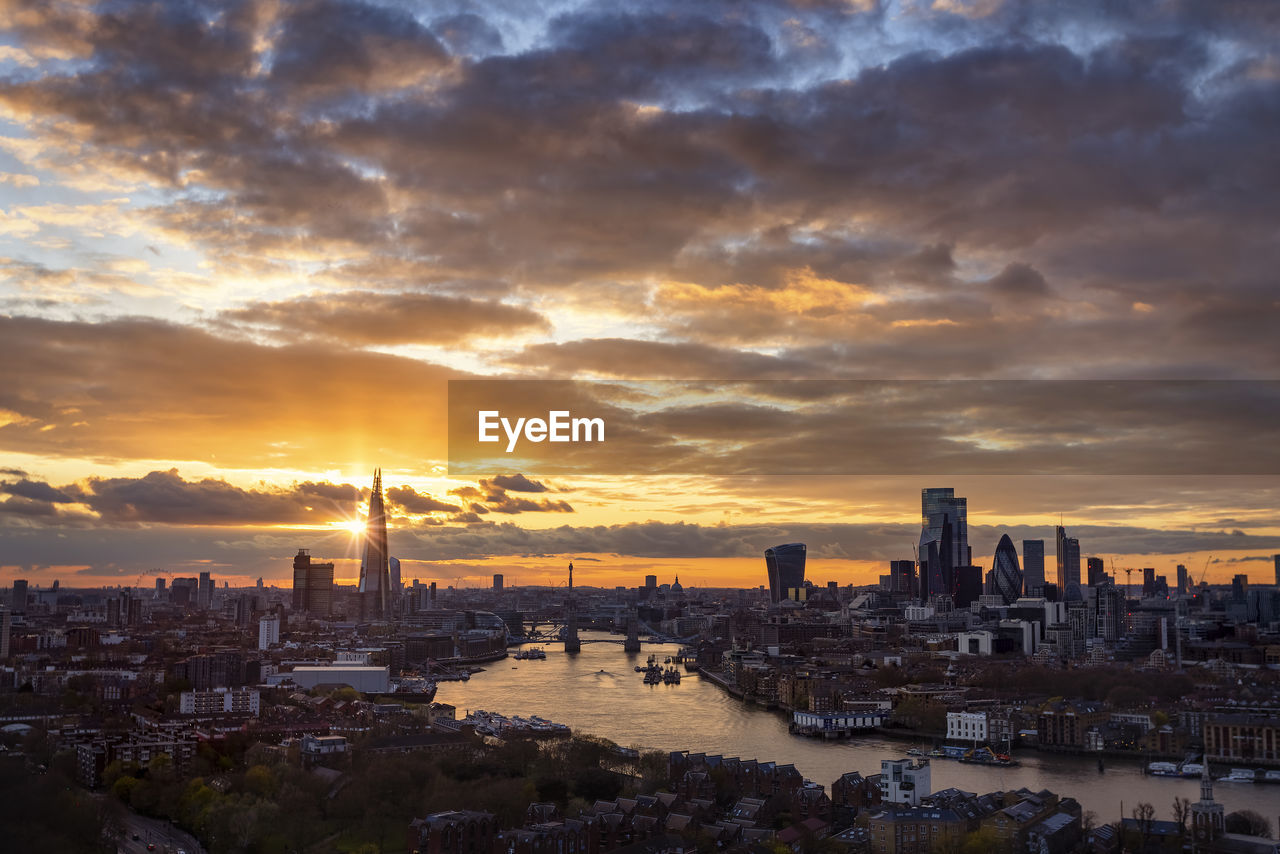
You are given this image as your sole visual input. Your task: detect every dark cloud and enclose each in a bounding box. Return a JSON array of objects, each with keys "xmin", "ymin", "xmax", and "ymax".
[
  {"xmin": 987, "ymin": 262, "xmax": 1050, "ymax": 298},
  {"xmin": 0, "ymin": 496, "xmax": 59, "ymax": 517},
  {"xmin": 449, "ymin": 481, "xmax": 573, "ymax": 514},
  {"xmin": 508, "ymin": 339, "xmax": 824, "ymax": 379},
  {"xmin": 1, "ymin": 478, "xmax": 74, "ymax": 503},
  {"xmin": 2, "ymin": 0, "xmax": 1275, "ymax": 383},
  {"xmin": 222, "ymin": 291, "xmax": 548, "ymax": 345},
  {"xmin": 385, "ymin": 485, "xmax": 462, "ymax": 515},
  {"xmin": 73, "ymin": 469, "xmax": 360, "ymax": 525},
  {"xmin": 484, "ymin": 474, "xmax": 550, "ymax": 493},
  {"xmin": 449, "ymin": 379, "xmax": 1280, "ymax": 476},
  {"xmin": 269, "ymin": 0, "xmax": 451, "ymax": 97}
]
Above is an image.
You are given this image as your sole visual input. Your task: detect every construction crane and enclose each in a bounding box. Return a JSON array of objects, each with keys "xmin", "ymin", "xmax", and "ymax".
[
  {"xmin": 1197, "ymin": 555, "xmax": 1214, "ymax": 586},
  {"xmin": 1111, "ymin": 559, "xmax": 1134, "ymax": 599}
]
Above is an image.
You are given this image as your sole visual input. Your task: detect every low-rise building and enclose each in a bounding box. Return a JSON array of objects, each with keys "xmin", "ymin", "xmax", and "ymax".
[
  {"xmin": 179, "ymin": 687, "xmax": 260, "ymax": 716},
  {"xmin": 879, "ymin": 759, "xmax": 930, "ymax": 806}
]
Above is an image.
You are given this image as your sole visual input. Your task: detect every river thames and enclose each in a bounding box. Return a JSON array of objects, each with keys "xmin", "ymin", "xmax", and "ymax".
[{"xmin": 436, "ymin": 633, "xmax": 1279, "ymax": 825}]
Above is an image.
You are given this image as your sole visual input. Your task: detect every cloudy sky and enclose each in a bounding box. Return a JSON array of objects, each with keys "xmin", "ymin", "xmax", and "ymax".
[{"xmin": 1, "ymin": 0, "xmax": 1278, "ymax": 589}]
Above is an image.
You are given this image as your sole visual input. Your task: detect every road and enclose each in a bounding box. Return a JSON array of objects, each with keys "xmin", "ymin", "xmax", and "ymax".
[{"xmin": 110, "ymin": 809, "xmax": 205, "ymax": 854}]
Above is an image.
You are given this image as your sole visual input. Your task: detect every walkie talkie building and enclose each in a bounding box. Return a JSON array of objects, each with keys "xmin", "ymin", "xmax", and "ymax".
[{"xmin": 765, "ymin": 542, "xmax": 806, "ymax": 603}]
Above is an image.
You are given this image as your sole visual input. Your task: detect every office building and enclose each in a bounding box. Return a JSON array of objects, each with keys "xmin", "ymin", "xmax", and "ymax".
[
  {"xmin": 258, "ymin": 615, "xmax": 280, "ymax": 650},
  {"xmin": 1177, "ymin": 564, "xmax": 1189, "ymax": 594},
  {"xmin": 1055, "ymin": 526, "xmax": 1080, "ymax": 598},
  {"xmin": 198, "ymin": 571, "xmax": 213, "ymax": 609},
  {"xmin": 291, "ymin": 549, "xmax": 334, "ymax": 616},
  {"xmin": 10, "ymin": 579, "xmax": 27, "ymax": 611},
  {"xmin": 1232, "ymin": 574, "xmax": 1248, "ymax": 602},
  {"xmin": 1142, "ymin": 567, "xmax": 1156, "ymax": 596},
  {"xmin": 919, "ymin": 488, "xmax": 970, "ymax": 602},
  {"xmin": 0, "ymin": 607, "xmax": 9, "ymax": 659},
  {"xmin": 987, "ymin": 534, "xmax": 1023, "ymax": 605},
  {"xmin": 493, "ymin": 574, "xmax": 504, "ymax": 591},
  {"xmin": 954, "ymin": 565, "xmax": 983, "ymax": 607},
  {"xmin": 358, "ymin": 469, "xmax": 391, "ymax": 621},
  {"xmin": 1086, "ymin": 557, "xmax": 1104, "ymax": 586},
  {"xmin": 765, "ymin": 543, "xmax": 807, "ymax": 603},
  {"xmin": 1023, "ymin": 540, "xmax": 1045, "ymax": 596},
  {"xmin": 390, "ymin": 556, "xmax": 401, "ymax": 593},
  {"xmin": 890, "ymin": 559, "xmax": 916, "ymax": 597},
  {"xmin": 1273, "ymin": 554, "xmax": 1279, "ymax": 587},
  {"xmin": 154, "ymin": 577, "xmax": 166, "ymax": 597}
]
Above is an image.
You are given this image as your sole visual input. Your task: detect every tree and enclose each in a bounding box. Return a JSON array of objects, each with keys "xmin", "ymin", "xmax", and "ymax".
[
  {"xmin": 1106, "ymin": 684, "xmax": 1146, "ymax": 709},
  {"xmin": 959, "ymin": 827, "xmax": 999, "ymax": 854},
  {"xmin": 1132, "ymin": 803, "xmax": 1156, "ymax": 846},
  {"xmin": 572, "ymin": 767, "xmax": 622, "ymax": 801},
  {"xmin": 1225, "ymin": 810, "xmax": 1272, "ymax": 838},
  {"xmin": 243, "ymin": 764, "xmax": 276, "ymax": 799},
  {"xmin": 636, "ymin": 750, "xmax": 668, "ymax": 793},
  {"xmin": 111, "ymin": 774, "xmax": 140, "ymax": 804},
  {"xmin": 1172, "ymin": 797, "xmax": 1192, "ymax": 834}
]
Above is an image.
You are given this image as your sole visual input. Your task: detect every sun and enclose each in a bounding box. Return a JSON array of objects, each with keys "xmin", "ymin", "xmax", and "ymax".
[{"xmin": 331, "ymin": 518, "xmax": 366, "ymax": 536}]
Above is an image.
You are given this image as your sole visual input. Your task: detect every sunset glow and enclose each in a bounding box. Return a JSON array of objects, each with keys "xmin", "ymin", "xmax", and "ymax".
[{"xmin": 2, "ymin": 0, "xmax": 1279, "ymax": 590}]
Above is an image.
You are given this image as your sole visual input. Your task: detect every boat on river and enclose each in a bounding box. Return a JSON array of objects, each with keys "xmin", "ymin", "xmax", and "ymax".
[{"xmin": 1220, "ymin": 768, "xmax": 1258, "ymax": 783}]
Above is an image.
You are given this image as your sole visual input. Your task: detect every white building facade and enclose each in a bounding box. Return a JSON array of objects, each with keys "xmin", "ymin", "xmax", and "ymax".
[
  {"xmin": 179, "ymin": 687, "xmax": 261, "ymax": 716},
  {"xmin": 946, "ymin": 711, "xmax": 989, "ymax": 743},
  {"xmin": 258, "ymin": 615, "xmax": 280, "ymax": 650}
]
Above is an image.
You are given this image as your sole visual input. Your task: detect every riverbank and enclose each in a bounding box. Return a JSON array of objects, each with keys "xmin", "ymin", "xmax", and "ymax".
[{"xmin": 434, "ymin": 633, "xmax": 1280, "ymax": 822}]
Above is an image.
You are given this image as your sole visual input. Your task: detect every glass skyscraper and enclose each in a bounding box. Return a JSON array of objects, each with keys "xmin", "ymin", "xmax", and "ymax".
[
  {"xmin": 1022, "ymin": 540, "xmax": 1045, "ymax": 595},
  {"xmin": 765, "ymin": 543, "xmax": 806, "ymax": 603},
  {"xmin": 919, "ymin": 488, "xmax": 970, "ymax": 602},
  {"xmin": 1056, "ymin": 525, "xmax": 1081, "ymax": 600},
  {"xmin": 358, "ymin": 469, "xmax": 391, "ymax": 620}
]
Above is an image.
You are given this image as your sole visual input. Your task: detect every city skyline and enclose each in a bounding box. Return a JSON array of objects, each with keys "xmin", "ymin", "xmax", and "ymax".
[{"xmin": 2, "ymin": 1, "xmax": 1280, "ymax": 588}]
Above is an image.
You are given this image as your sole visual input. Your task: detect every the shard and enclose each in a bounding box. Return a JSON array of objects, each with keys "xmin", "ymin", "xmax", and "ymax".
[{"xmin": 358, "ymin": 468, "xmax": 390, "ymax": 620}]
